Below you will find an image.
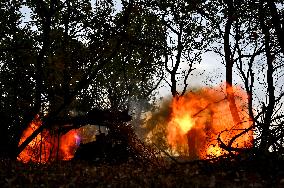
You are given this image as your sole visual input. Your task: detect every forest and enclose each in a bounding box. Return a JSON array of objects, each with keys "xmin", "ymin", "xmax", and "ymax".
[{"xmin": 1, "ymin": 0, "xmax": 284, "ymax": 187}]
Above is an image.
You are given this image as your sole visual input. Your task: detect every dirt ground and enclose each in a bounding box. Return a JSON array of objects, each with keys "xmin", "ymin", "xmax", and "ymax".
[{"xmin": 0, "ymin": 158, "xmax": 283, "ymax": 188}]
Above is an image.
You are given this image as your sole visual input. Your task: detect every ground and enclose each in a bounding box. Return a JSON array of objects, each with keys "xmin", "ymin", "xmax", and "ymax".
[{"xmin": 0, "ymin": 158, "xmax": 284, "ymax": 187}]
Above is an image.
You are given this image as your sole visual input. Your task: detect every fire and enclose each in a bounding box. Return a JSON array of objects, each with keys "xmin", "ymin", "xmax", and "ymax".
[
  {"xmin": 166, "ymin": 84, "xmax": 253, "ymax": 159},
  {"xmin": 17, "ymin": 115, "xmax": 80, "ymax": 163}
]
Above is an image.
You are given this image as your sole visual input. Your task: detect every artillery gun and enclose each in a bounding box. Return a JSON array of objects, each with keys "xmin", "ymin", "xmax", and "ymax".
[
  {"xmin": 73, "ymin": 109, "xmax": 132, "ymax": 163},
  {"xmin": 51, "ymin": 108, "xmax": 162, "ymax": 165}
]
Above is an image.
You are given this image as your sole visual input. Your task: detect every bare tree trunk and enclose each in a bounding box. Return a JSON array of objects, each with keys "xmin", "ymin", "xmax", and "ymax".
[
  {"xmin": 223, "ymin": 0, "xmax": 242, "ymax": 126},
  {"xmin": 170, "ymin": 31, "xmax": 183, "ymax": 98},
  {"xmin": 259, "ymin": 1, "xmax": 275, "ymax": 152}
]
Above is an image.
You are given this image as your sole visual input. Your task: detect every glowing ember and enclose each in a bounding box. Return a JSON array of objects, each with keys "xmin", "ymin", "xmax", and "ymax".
[
  {"xmin": 17, "ymin": 115, "xmax": 80, "ymax": 163},
  {"xmin": 166, "ymin": 84, "xmax": 253, "ymax": 159}
]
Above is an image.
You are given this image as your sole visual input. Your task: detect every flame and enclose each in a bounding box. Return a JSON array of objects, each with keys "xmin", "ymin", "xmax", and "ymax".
[
  {"xmin": 166, "ymin": 84, "xmax": 253, "ymax": 159},
  {"xmin": 17, "ymin": 115, "xmax": 80, "ymax": 163}
]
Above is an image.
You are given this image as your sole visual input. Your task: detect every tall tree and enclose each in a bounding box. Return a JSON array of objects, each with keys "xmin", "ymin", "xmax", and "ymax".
[
  {"xmin": 150, "ymin": 0, "xmax": 212, "ymax": 98},
  {"xmin": 16, "ymin": 0, "xmax": 134, "ymax": 158},
  {"xmin": 0, "ymin": 0, "xmax": 37, "ymax": 157}
]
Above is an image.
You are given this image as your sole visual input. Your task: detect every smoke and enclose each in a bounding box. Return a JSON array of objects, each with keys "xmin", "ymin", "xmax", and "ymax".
[
  {"xmin": 144, "ymin": 97, "xmax": 172, "ymax": 132},
  {"xmin": 128, "ymin": 98, "xmax": 154, "ymax": 140},
  {"xmin": 142, "ymin": 97, "xmax": 174, "ymax": 153}
]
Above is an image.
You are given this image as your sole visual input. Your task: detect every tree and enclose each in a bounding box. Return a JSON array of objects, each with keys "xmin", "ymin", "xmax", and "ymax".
[
  {"xmin": 90, "ymin": 1, "xmax": 166, "ymax": 111},
  {"xmin": 149, "ymin": 0, "xmax": 212, "ymax": 98},
  {"xmin": 15, "ymin": 0, "xmax": 134, "ymax": 158},
  {"xmin": 0, "ymin": 0, "xmax": 169, "ymax": 160},
  {"xmin": 0, "ymin": 0, "xmax": 37, "ymax": 157},
  {"xmin": 202, "ymin": 0, "xmax": 284, "ymax": 156}
]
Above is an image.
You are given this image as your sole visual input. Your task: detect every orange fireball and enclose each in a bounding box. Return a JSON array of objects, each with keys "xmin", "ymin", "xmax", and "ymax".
[
  {"xmin": 17, "ymin": 115, "xmax": 80, "ymax": 163},
  {"xmin": 166, "ymin": 84, "xmax": 253, "ymax": 159}
]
